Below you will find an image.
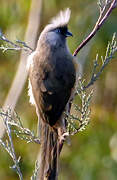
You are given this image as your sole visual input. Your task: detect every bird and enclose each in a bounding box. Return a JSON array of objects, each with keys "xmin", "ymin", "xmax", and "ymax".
[{"xmin": 27, "ymin": 8, "xmax": 78, "ymax": 180}]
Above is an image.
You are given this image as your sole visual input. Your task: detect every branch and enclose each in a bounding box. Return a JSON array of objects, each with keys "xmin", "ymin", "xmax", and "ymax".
[
  {"xmin": 66, "ymin": 78, "xmax": 93, "ymax": 136},
  {"xmin": 0, "ymin": 109, "xmax": 40, "ymax": 144},
  {"xmin": 0, "ymin": 29, "xmax": 33, "ymax": 52},
  {"xmin": 0, "ymin": 0, "xmax": 43, "ymax": 139},
  {"xmin": 0, "ymin": 108, "xmax": 41, "ymax": 179},
  {"xmin": 66, "ymin": 33, "xmax": 117, "ymax": 136},
  {"xmin": 31, "ymin": 161, "xmax": 39, "ymax": 180},
  {"xmin": 73, "ymin": 0, "xmax": 117, "ymax": 56},
  {"xmin": 84, "ymin": 33, "xmax": 117, "ymax": 89},
  {"xmin": 0, "ymin": 109, "xmax": 23, "ymax": 180},
  {"xmin": 66, "ymin": 0, "xmax": 117, "ymax": 134}
]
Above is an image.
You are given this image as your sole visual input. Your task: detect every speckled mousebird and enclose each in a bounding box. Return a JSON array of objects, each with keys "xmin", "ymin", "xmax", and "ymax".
[{"xmin": 27, "ymin": 8, "xmax": 78, "ymax": 180}]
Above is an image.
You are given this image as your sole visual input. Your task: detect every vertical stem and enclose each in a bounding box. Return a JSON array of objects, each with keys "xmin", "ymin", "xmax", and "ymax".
[{"xmin": 0, "ymin": 0, "xmax": 43, "ymax": 138}]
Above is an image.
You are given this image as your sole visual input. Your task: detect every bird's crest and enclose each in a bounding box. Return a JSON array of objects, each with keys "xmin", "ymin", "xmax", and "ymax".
[{"xmin": 50, "ymin": 8, "xmax": 71, "ymax": 28}]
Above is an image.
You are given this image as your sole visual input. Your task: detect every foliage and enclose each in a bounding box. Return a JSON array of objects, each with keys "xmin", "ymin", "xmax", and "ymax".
[
  {"xmin": 0, "ymin": 29, "xmax": 117, "ymax": 178},
  {"xmin": 0, "ymin": 108, "xmax": 40, "ymax": 179},
  {"xmin": 0, "ymin": 109, "xmax": 23, "ymax": 180},
  {"xmin": 0, "ymin": 0, "xmax": 117, "ymax": 180},
  {"xmin": 84, "ymin": 33, "xmax": 117, "ymax": 89}
]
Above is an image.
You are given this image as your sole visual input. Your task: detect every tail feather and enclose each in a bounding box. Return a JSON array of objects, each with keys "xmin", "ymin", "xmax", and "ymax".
[{"xmin": 39, "ymin": 121, "xmax": 58, "ymax": 180}]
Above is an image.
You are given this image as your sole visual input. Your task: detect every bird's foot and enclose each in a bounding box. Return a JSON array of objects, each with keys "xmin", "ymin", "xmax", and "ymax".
[{"xmin": 58, "ymin": 132, "xmax": 69, "ymax": 143}]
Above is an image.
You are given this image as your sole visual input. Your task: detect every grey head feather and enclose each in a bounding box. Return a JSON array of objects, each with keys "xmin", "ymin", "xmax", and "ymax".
[{"xmin": 37, "ymin": 8, "xmax": 71, "ymax": 50}]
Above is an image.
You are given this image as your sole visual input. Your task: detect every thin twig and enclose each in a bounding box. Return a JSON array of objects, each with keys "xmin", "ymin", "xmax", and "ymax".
[
  {"xmin": 0, "ymin": 110, "xmax": 23, "ymax": 180},
  {"xmin": 84, "ymin": 33, "xmax": 117, "ymax": 89},
  {"xmin": 0, "ymin": 111, "xmax": 40, "ymax": 144},
  {"xmin": 31, "ymin": 161, "xmax": 39, "ymax": 180},
  {"xmin": 0, "ymin": 0, "xmax": 43, "ymax": 139},
  {"xmin": 66, "ymin": 0, "xmax": 117, "ymax": 126},
  {"xmin": 73, "ymin": 0, "xmax": 117, "ymax": 56},
  {"xmin": 16, "ymin": 39, "xmax": 34, "ymax": 51},
  {"xmin": 66, "ymin": 78, "xmax": 93, "ymax": 136},
  {"xmin": 0, "ymin": 29, "xmax": 33, "ymax": 52}
]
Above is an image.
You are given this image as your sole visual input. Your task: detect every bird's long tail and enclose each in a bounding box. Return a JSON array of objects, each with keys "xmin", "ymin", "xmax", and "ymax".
[{"xmin": 39, "ymin": 121, "xmax": 58, "ymax": 180}]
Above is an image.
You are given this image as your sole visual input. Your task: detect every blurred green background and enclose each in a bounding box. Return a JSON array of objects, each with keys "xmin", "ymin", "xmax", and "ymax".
[{"xmin": 0, "ymin": 0, "xmax": 117, "ymax": 179}]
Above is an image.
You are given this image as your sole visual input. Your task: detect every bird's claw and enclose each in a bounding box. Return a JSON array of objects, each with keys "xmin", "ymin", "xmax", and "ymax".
[{"xmin": 58, "ymin": 132, "xmax": 69, "ymax": 143}]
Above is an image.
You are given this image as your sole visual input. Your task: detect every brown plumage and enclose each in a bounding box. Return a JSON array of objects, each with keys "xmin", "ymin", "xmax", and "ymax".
[{"xmin": 27, "ymin": 8, "xmax": 78, "ymax": 180}]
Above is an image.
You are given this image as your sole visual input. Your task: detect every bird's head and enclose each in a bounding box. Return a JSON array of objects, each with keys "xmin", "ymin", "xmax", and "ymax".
[{"xmin": 38, "ymin": 8, "xmax": 72, "ymax": 48}]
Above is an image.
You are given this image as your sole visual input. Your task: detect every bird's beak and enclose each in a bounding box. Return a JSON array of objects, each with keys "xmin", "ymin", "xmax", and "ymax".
[{"xmin": 66, "ymin": 31, "xmax": 73, "ymax": 37}]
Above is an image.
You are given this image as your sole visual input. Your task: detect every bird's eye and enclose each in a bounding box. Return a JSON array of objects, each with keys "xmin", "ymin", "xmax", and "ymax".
[
  {"xmin": 54, "ymin": 27, "xmax": 70, "ymax": 37},
  {"xmin": 55, "ymin": 28, "xmax": 61, "ymax": 33}
]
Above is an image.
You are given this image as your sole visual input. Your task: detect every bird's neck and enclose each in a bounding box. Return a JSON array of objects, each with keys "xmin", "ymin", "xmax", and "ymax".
[{"xmin": 36, "ymin": 33, "xmax": 67, "ymax": 52}]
